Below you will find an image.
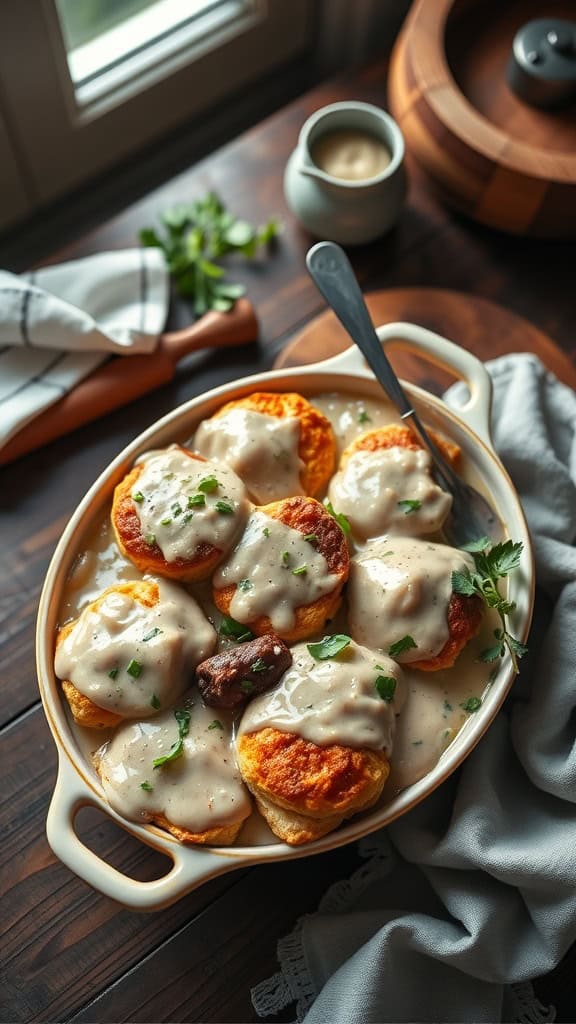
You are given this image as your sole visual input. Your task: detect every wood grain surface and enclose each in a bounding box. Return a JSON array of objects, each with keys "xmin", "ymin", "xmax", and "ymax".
[
  {"xmin": 273, "ymin": 287, "xmax": 576, "ymax": 393},
  {"xmin": 388, "ymin": 0, "xmax": 576, "ymax": 237},
  {"xmin": 1, "ymin": 57, "xmax": 575, "ymax": 1024}
]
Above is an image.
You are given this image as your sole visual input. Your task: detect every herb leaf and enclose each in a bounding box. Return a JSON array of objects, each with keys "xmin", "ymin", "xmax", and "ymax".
[
  {"xmin": 139, "ymin": 191, "xmax": 282, "ymax": 315},
  {"xmin": 219, "ymin": 615, "xmax": 254, "ymax": 643},
  {"xmin": 461, "ymin": 697, "xmax": 482, "ymax": 713},
  {"xmin": 127, "ymin": 658, "xmax": 143, "ymax": 678},
  {"xmin": 323, "ymin": 499, "xmax": 351, "ymax": 535},
  {"xmin": 374, "ymin": 675, "xmax": 397, "ymax": 702},
  {"xmin": 307, "ymin": 634, "xmax": 351, "ymax": 660},
  {"xmin": 388, "ymin": 635, "xmax": 417, "ymax": 658},
  {"xmin": 197, "ymin": 475, "xmax": 219, "ymax": 493},
  {"xmin": 397, "ymin": 499, "xmax": 422, "ymax": 514},
  {"xmin": 451, "ymin": 538, "xmax": 527, "ymax": 674},
  {"xmin": 153, "ymin": 708, "xmax": 191, "ymax": 768}
]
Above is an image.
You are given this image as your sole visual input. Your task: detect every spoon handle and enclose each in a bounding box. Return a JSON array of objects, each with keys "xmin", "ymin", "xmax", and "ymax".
[
  {"xmin": 306, "ymin": 241, "xmax": 413, "ymax": 416},
  {"xmin": 306, "ymin": 241, "xmax": 455, "ymax": 488}
]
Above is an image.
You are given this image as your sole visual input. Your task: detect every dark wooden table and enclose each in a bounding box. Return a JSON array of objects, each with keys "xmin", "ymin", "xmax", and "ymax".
[{"xmin": 2, "ymin": 60, "xmax": 575, "ymax": 1024}]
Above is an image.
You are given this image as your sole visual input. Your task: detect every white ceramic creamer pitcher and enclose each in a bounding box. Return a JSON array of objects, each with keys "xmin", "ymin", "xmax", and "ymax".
[{"xmin": 284, "ymin": 100, "xmax": 407, "ymax": 245}]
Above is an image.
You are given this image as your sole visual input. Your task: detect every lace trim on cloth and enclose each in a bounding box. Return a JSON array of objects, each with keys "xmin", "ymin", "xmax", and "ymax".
[
  {"xmin": 506, "ymin": 983, "xmax": 556, "ymax": 1024},
  {"xmin": 251, "ymin": 838, "xmax": 558, "ymax": 1024},
  {"xmin": 251, "ymin": 835, "xmax": 395, "ymax": 1021}
]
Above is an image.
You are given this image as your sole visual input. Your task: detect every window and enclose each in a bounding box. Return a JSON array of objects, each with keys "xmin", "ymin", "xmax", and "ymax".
[{"xmin": 0, "ymin": 0, "xmax": 314, "ymax": 227}]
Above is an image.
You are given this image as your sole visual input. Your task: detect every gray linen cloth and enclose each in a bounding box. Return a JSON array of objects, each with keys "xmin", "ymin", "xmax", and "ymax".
[{"xmin": 252, "ymin": 353, "xmax": 576, "ymax": 1024}]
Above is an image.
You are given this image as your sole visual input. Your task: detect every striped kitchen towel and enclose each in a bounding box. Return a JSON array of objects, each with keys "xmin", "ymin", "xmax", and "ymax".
[{"xmin": 0, "ymin": 247, "xmax": 169, "ymax": 451}]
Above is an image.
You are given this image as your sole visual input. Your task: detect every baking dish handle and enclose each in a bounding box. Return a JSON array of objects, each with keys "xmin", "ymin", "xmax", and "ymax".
[
  {"xmin": 47, "ymin": 757, "xmax": 246, "ymax": 911},
  {"xmin": 317, "ymin": 321, "xmax": 493, "ymax": 445}
]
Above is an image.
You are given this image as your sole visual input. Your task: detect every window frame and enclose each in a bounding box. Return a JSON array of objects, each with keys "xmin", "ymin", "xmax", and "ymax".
[{"xmin": 0, "ymin": 0, "xmax": 313, "ymax": 210}]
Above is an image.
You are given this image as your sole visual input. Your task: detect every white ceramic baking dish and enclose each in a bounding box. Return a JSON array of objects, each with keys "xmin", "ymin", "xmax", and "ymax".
[{"xmin": 37, "ymin": 322, "xmax": 534, "ymax": 911}]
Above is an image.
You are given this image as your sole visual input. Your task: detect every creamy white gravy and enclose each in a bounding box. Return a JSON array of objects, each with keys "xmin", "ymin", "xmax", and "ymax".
[
  {"xmin": 96, "ymin": 690, "xmax": 251, "ymax": 832},
  {"xmin": 56, "ymin": 389, "xmax": 504, "ymax": 841},
  {"xmin": 311, "ymin": 130, "xmax": 391, "ymax": 182},
  {"xmin": 312, "ymin": 393, "xmax": 400, "ymax": 455},
  {"xmin": 329, "ymin": 446, "xmax": 452, "ymax": 539},
  {"xmin": 194, "ymin": 408, "xmax": 304, "ymax": 504},
  {"xmin": 348, "ymin": 536, "xmax": 475, "ymax": 662},
  {"xmin": 55, "ymin": 578, "xmax": 216, "ymax": 716},
  {"xmin": 238, "ymin": 640, "xmax": 403, "ymax": 753},
  {"xmin": 133, "ymin": 449, "xmax": 248, "ymax": 562},
  {"xmin": 213, "ymin": 510, "xmax": 339, "ymax": 632}
]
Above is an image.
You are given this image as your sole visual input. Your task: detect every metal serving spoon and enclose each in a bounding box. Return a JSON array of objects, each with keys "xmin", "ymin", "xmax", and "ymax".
[{"xmin": 306, "ymin": 240, "xmax": 498, "ymax": 547}]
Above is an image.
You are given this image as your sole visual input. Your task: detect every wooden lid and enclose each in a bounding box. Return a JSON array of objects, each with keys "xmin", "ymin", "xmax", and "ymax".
[{"xmin": 388, "ymin": 0, "xmax": 576, "ymax": 236}]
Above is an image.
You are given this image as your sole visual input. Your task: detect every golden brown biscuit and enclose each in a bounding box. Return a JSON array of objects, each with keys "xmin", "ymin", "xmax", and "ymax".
[
  {"xmin": 111, "ymin": 446, "xmax": 246, "ymax": 582},
  {"xmin": 409, "ymin": 592, "xmax": 484, "ymax": 672},
  {"xmin": 210, "ymin": 392, "xmax": 336, "ymax": 497},
  {"xmin": 152, "ymin": 813, "xmax": 244, "ymax": 846},
  {"xmin": 236, "ymin": 728, "xmax": 389, "ymax": 845},
  {"xmin": 212, "ymin": 495, "xmax": 350, "ymax": 643},
  {"xmin": 56, "ymin": 578, "xmax": 216, "ymax": 727},
  {"xmin": 341, "ymin": 423, "xmax": 461, "ymax": 468},
  {"xmin": 56, "ymin": 580, "xmax": 159, "ymax": 729},
  {"xmin": 94, "ymin": 692, "xmax": 252, "ymax": 846}
]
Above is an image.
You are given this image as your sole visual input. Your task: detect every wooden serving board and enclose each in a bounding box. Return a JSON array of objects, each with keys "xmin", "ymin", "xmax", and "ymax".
[{"xmin": 273, "ymin": 287, "xmax": 576, "ymax": 393}]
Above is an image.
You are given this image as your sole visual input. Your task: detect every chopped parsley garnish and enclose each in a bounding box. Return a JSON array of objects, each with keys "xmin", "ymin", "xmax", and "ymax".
[
  {"xmin": 160, "ymin": 516, "xmax": 172, "ymax": 526},
  {"xmin": 127, "ymin": 659, "xmax": 143, "ymax": 678},
  {"xmin": 140, "ymin": 781, "xmax": 153, "ymax": 792},
  {"xmin": 292, "ymin": 565, "xmax": 307, "ymax": 576},
  {"xmin": 281, "ymin": 550, "xmax": 290, "ymax": 565},
  {"xmin": 303, "ymin": 533, "xmax": 318, "ymax": 544},
  {"xmin": 132, "ymin": 491, "xmax": 144, "ymax": 503},
  {"xmin": 208, "ymin": 719, "xmax": 224, "ymax": 730},
  {"xmin": 219, "ymin": 615, "xmax": 254, "ymax": 642},
  {"xmin": 263, "ymin": 527, "xmax": 271, "ymax": 537},
  {"xmin": 240, "ymin": 679, "xmax": 255, "ymax": 693},
  {"xmin": 323, "ymin": 499, "xmax": 351, "ymax": 535},
  {"xmin": 188, "ymin": 493, "xmax": 206, "ymax": 508},
  {"xmin": 397, "ymin": 499, "xmax": 422, "ymax": 514},
  {"xmin": 250, "ymin": 658, "xmax": 267, "ymax": 673},
  {"xmin": 172, "ymin": 502, "xmax": 183, "ymax": 517},
  {"xmin": 238, "ymin": 578, "xmax": 253, "ymax": 591},
  {"xmin": 150, "ymin": 693, "xmax": 161, "ymax": 709},
  {"xmin": 443, "ymin": 699, "xmax": 453, "ymax": 713},
  {"xmin": 307, "ymin": 634, "xmax": 351, "ymax": 660},
  {"xmin": 460, "ymin": 697, "xmax": 482, "ymax": 713},
  {"xmin": 388, "ymin": 635, "xmax": 417, "ymax": 658},
  {"xmin": 145, "ymin": 532, "xmax": 156, "ymax": 546},
  {"xmin": 412, "ymin": 740, "xmax": 423, "ymax": 746},
  {"xmin": 215, "ymin": 499, "xmax": 234, "ymax": 514},
  {"xmin": 153, "ymin": 708, "xmax": 191, "ymax": 768},
  {"xmin": 183, "ymin": 512, "xmax": 194, "ymax": 525},
  {"xmin": 143, "ymin": 627, "xmax": 162, "ymax": 641},
  {"xmin": 358, "ymin": 409, "xmax": 371, "ymax": 425},
  {"xmin": 451, "ymin": 538, "xmax": 528, "ymax": 674},
  {"xmin": 374, "ymin": 675, "xmax": 397, "ymax": 702},
  {"xmin": 198, "ymin": 475, "xmax": 219, "ymax": 493},
  {"xmin": 108, "ymin": 667, "xmax": 118, "ymax": 680}
]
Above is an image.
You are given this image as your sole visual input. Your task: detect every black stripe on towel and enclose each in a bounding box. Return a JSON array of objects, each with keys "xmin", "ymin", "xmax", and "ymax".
[
  {"xmin": 0, "ymin": 352, "xmax": 68, "ymax": 405},
  {"xmin": 20, "ymin": 286, "xmax": 33, "ymax": 345}
]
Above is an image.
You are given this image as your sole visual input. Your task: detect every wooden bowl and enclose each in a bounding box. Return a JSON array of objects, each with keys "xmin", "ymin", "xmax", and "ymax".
[{"xmin": 388, "ymin": 0, "xmax": 576, "ymax": 237}]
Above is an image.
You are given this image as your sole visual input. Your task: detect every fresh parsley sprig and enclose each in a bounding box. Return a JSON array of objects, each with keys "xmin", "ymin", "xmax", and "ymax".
[
  {"xmin": 140, "ymin": 191, "xmax": 281, "ymax": 315},
  {"xmin": 451, "ymin": 537, "xmax": 528, "ymax": 674}
]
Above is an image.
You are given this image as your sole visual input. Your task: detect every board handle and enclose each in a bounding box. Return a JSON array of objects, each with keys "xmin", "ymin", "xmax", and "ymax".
[{"xmin": 47, "ymin": 756, "xmax": 246, "ymax": 911}]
